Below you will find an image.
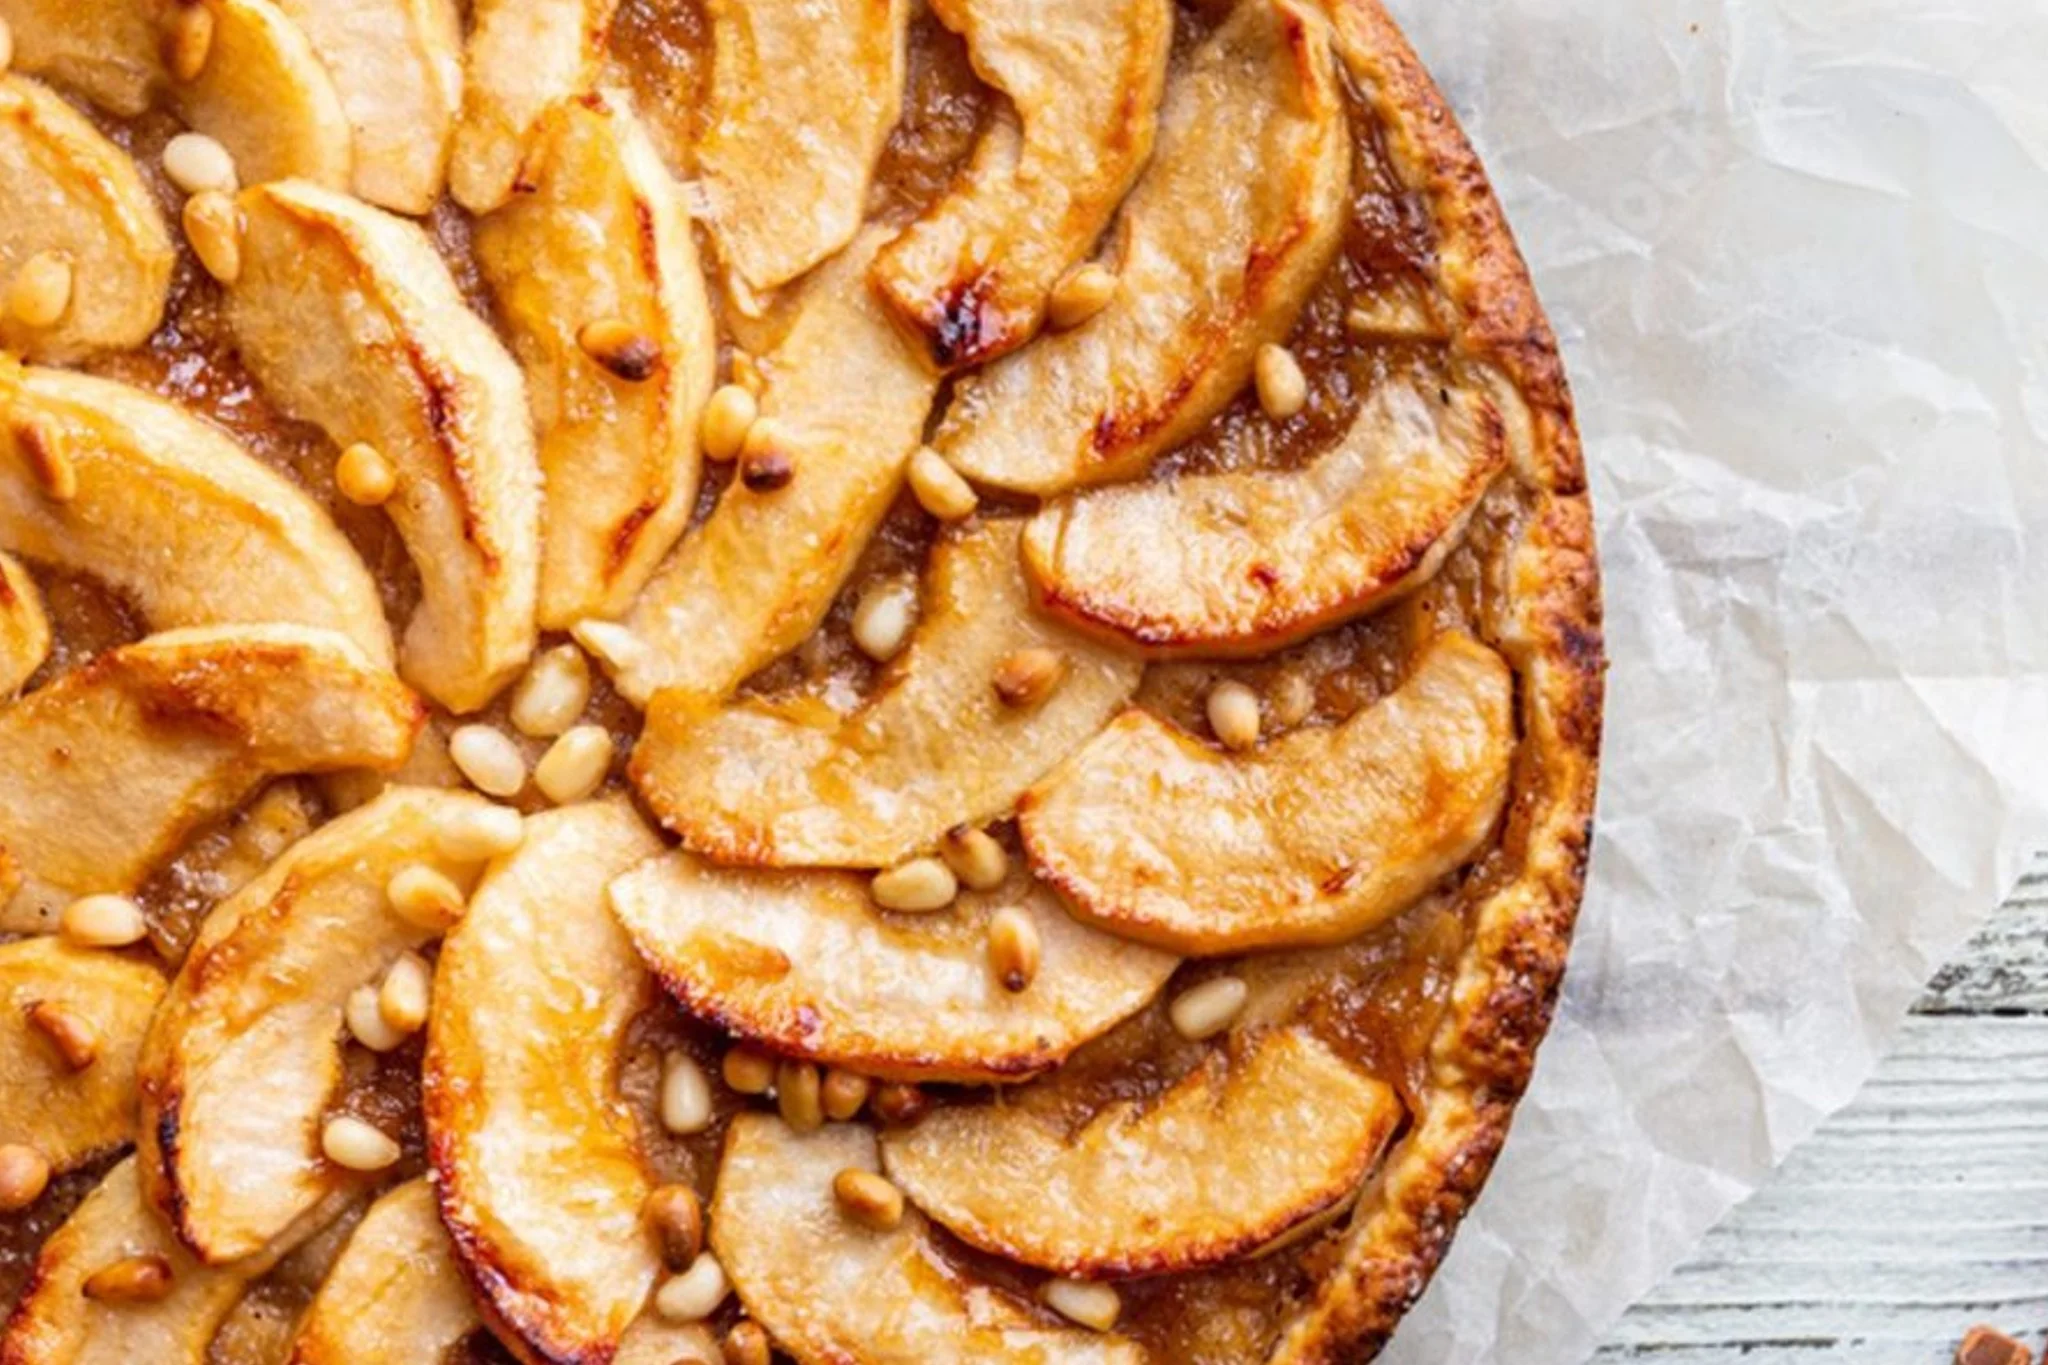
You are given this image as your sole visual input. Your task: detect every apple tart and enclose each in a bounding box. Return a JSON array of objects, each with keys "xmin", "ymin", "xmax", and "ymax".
[{"xmin": 0, "ymin": 0, "xmax": 1602, "ymax": 1362}]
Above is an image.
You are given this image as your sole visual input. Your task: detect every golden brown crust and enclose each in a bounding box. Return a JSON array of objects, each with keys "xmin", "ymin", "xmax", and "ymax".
[{"xmin": 1265, "ymin": 3, "xmax": 1604, "ymax": 1361}]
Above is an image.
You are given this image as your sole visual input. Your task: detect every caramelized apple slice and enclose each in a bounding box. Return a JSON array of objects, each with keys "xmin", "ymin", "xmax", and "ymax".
[
  {"xmin": 476, "ymin": 89, "xmax": 717, "ymax": 627},
  {"xmin": 612, "ymin": 228, "xmax": 937, "ymax": 705},
  {"xmin": 0, "ymin": 937, "xmax": 165, "ymax": 1172},
  {"xmin": 272, "ymin": 0, "xmax": 463, "ymax": 212},
  {"xmin": 1023, "ymin": 373, "xmax": 1507, "ymax": 657},
  {"xmin": 1022, "ymin": 632, "xmax": 1513, "ymax": 954},
  {"xmin": 713, "ymin": 1117, "xmax": 1145, "ymax": 1365},
  {"xmin": 884, "ymin": 1028, "xmax": 1400, "ymax": 1277},
  {"xmin": 632, "ymin": 520, "xmax": 1141, "ymax": 868},
  {"xmin": 871, "ymin": 0, "xmax": 1171, "ymax": 368},
  {"xmin": 424, "ymin": 802, "xmax": 666, "ymax": 1365},
  {"xmin": 0, "ymin": 551, "xmax": 49, "ymax": 696},
  {"xmin": 611, "ymin": 853, "xmax": 1177, "ymax": 1084},
  {"xmin": 0, "ymin": 74, "xmax": 172, "ymax": 362},
  {"xmin": 229, "ymin": 181, "xmax": 542, "ymax": 713},
  {"xmin": 936, "ymin": 0, "xmax": 1349, "ymax": 495},
  {"xmin": 0, "ymin": 0, "xmax": 160, "ymax": 115},
  {"xmin": 0, "ymin": 1158, "xmax": 337, "ymax": 1365},
  {"xmin": 697, "ymin": 0, "xmax": 910, "ymax": 296},
  {"xmin": 284, "ymin": 1180, "xmax": 481, "ymax": 1365},
  {"xmin": 0, "ymin": 625, "xmax": 422, "ymax": 934},
  {"xmin": 0, "ymin": 360, "xmax": 392, "ymax": 664},
  {"xmin": 135, "ymin": 787, "xmax": 508, "ymax": 1264},
  {"xmin": 450, "ymin": 0, "xmax": 618, "ymax": 213}
]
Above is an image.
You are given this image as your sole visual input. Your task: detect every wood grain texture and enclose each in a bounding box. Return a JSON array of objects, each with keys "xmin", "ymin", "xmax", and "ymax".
[{"xmin": 1597, "ymin": 852, "xmax": 2048, "ymax": 1362}]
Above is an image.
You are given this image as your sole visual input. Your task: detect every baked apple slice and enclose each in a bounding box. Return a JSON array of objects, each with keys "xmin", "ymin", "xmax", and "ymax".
[
  {"xmin": 610, "ymin": 853, "xmax": 1177, "ymax": 1084},
  {"xmin": 1023, "ymin": 372, "xmax": 1508, "ymax": 656},
  {"xmin": 0, "ymin": 551, "xmax": 49, "ymax": 696},
  {"xmin": 0, "ymin": 625, "xmax": 422, "ymax": 934},
  {"xmin": 614, "ymin": 1322, "xmax": 723, "ymax": 1365},
  {"xmin": 1021, "ymin": 632, "xmax": 1513, "ymax": 954},
  {"xmin": 871, "ymin": 0, "xmax": 1171, "ymax": 368},
  {"xmin": 697, "ymin": 0, "xmax": 910, "ymax": 297},
  {"xmin": 0, "ymin": 0, "xmax": 160, "ymax": 115},
  {"xmin": 0, "ymin": 936, "xmax": 165, "ymax": 1172},
  {"xmin": 934, "ymin": 0, "xmax": 1349, "ymax": 495},
  {"xmin": 712, "ymin": 1116, "xmax": 1146, "ymax": 1365},
  {"xmin": 424, "ymin": 802, "xmax": 666, "ymax": 1365},
  {"xmin": 632, "ymin": 520, "xmax": 1141, "ymax": 867},
  {"xmin": 450, "ymin": 0, "xmax": 618, "ymax": 213},
  {"xmin": 271, "ymin": 0, "xmax": 463, "ymax": 213},
  {"xmin": 476, "ymin": 89, "xmax": 717, "ymax": 628},
  {"xmin": 0, "ymin": 360, "xmax": 392, "ymax": 665},
  {"xmin": 0, "ymin": 73, "xmax": 173, "ymax": 362},
  {"xmin": 284, "ymin": 1180, "xmax": 481, "ymax": 1365},
  {"xmin": 136, "ymin": 787, "xmax": 508, "ymax": 1265},
  {"xmin": 612, "ymin": 228, "xmax": 937, "ymax": 705},
  {"xmin": 228, "ymin": 180, "xmax": 542, "ymax": 713},
  {"xmin": 883, "ymin": 1028, "xmax": 1402, "ymax": 1277}
]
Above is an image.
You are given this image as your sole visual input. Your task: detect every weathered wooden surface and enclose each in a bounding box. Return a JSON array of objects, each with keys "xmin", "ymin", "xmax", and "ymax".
[{"xmin": 1597, "ymin": 853, "xmax": 2048, "ymax": 1362}]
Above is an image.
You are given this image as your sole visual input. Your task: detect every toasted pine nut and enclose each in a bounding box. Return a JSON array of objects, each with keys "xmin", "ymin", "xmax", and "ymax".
[
  {"xmin": 8, "ymin": 251, "xmax": 72, "ymax": 329},
  {"xmin": 59, "ymin": 894, "xmax": 147, "ymax": 949},
  {"xmin": 432, "ymin": 805, "xmax": 525, "ymax": 862},
  {"xmin": 321, "ymin": 1115, "xmax": 401, "ymax": 1172},
  {"xmin": 776, "ymin": 1059, "xmax": 823, "ymax": 1132},
  {"xmin": 1042, "ymin": 1277, "xmax": 1121, "ymax": 1332},
  {"xmin": 907, "ymin": 446, "xmax": 977, "ymax": 522},
  {"xmin": 1207, "ymin": 680, "xmax": 1262, "ymax": 751},
  {"xmin": 377, "ymin": 952, "xmax": 432, "ymax": 1034},
  {"xmin": 164, "ymin": 1, "xmax": 216, "ymax": 82},
  {"xmin": 1254, "ymin": 343, "xmax": 1308, "ymax": 421},
  {"xmin": 660, "ymin": 1051, "xmax": 714, "ymax": 1135},
  {"xmin": 449, "ymin": 724, "xmax": 528, "ymax": 798},
  {"xmin": 870, "ymin": 1081, "xmax": 929, "ymax": 1127},
  {"xmin": 509, "ymin": 645, "xmax": 591, "ymax": 738},
  {"xmin": 939, "ymin": 827, "xmax": 1008, "ymax": 892},
  {"xmin": 83, "ymin": 1254, "xmax": 174, "ymax": 1304},
  {"xmin": 870, "ymin": 857, "xmax": 957, "ymax": 914},
  {"xmin": 1048, "ymin": 263, "xmax": 1117, "ymax": 330},
  {"xmin": 724, "ymin": 1321, "xmax": 772, "ymax": 1365},
  {"xmin": 345, "ymin": 983, "xmax": 407, "ymax": 1052},
  {"xmin": 26, "ymin": 1000, "xmax": 99, "ymax": 1071},
  {"xmin": 577, "ymin": 317, "xmax": 661, "ymax": 381},
  {"xmin": 722, "ymin": 1046, "xmax": 776, "ymax": 1096},
  {"xmin": 850, "ymin": 579, "xmax": 916, "ymax": 663},
  {"xmin": 182, "ymin": 190, "xmax": 242, "ymax": 284},
  {"xmin": 386, "ymin": 863, "xmax": 466, "ymax": 929},
  {"xmin": 1169, "ymin": 975, "xmax": 1248, "ymax": 1042},
  {"xmin": 820, "ymin": 1068, "xmax": 871, "ymax": 1122},
  {"xmin": 653, "ymin": 1252, "xmax": 729, "ymax": 1323},
  {"xmin": 0, "ymin": 1144, "xmax": 50, "ymax": 1212},
  {"xmin": 739, "ymin": 446, "xmax": 794, "ymax": 493},
  {"xmin": 645, "ymin": 1183, "xmax": 704, "ymax": 1269},
  {"xmin": 534, "ymin": 725, "xmax": 612, "ymax": 804},
  {"xmin": 335, "ymin": 442, "xmax": 396, "ymax": 506},
  {"xmin": 832, "ymin": 1168, "xmax": 904, "ymax": 1231},
  {"xmin": 987, "ymin": 907, "xmax": 1041, "ymax": 994},
  {"xmin": 993, "ymin": 647, "xmax": 1066, "ymax": 710},
  {"xmin": 161, "ymin": 131, "xmax": 237, "ymax": 196},
  {"xmin": 699, "ymin": 383, "xmax": 757, "ymax": 462}
]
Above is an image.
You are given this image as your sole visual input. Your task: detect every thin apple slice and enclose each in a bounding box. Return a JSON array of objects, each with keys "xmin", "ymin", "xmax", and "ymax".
[
  {"xmin": 1023, "ymin": 372, "xmax": 1507, "ymax": 657},
  {"xmin": 712, "ymin": 1117, "xmax": 1145, "ymax": 1365},
  {"xmin": 476, "ymin": 89, "xmax": 717, "ymax": 628},
  {"xmin": 611, "ymin": 853, "xmax": 1177, "ymax": 1084},
  {"xmin": 615, "ymin": 1320, "xmax": 722, "ymax": 1365},
  {"xmin": 0, "ymin": 625, "xmax": 423, "ymax": 935},
  {"xmin": 884, "ymin": 1028, "xmax": 1401, "ymax": 1277},
  {"xmin": 135, "ymin": 787, "xmax": 511, "ymax": 1265},
  {"xmin": 0, "ymin": 1, "xmax": 159, "ymax": 115},
  {"xmin": 0, "ymin": 937, "xmax": 166, "ymax": 1172},
  {"xmin": 424, "ymin": 802, "xmax": 666, "ymax": 1365},
  {"xmin": 611, "ymin": 227, "xmax": 937, "ymax": 706},
  {"xmin": 284, "ymin": 1179, "xmax": 482, "ymax": 1365},
  {"xmin": 0, "ymin": 360, "xmax": 393, "ymax": 665},
  {"xmin": 0, "ymin": 551, "xmax": 49, "ymax": 696},
  {"xmin": 1021, "ymin": 632, "xmax": 1513, "ymax": 955},
  {"xmin": 632, "ymin": 520, "xmax": 1141, "ymax": 868},
  {"xmin": 0, "ymin": 1158, "xmax": 340, "ymax": 1365},
  {"xmin": 871, "ymin": 0, "xmax": 1171, "ymax": 368},
  {"xmin": 0, "ymin": 74, "xmax": 173, "ymax": 362},
  {"xmin": 450, "ymin": 0, "xmax": 618, "ymax": 213},
  {"xmin": 271, "ymin": 0, "xmax": 463, "ymax": 213},
  {"xmin": 696, "ymin": 0, "xmax": 910, "ymax": 297},
  {"xmin": 935, "ymin": 0, "xmax": 1349, "ymax": 495},
  {"xmin": 228, "ymin": 180, "xmax": 542, "ymax": 713}
]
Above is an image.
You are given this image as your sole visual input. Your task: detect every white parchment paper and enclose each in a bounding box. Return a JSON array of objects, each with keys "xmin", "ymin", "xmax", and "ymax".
[{"xmin": 1374, "ymin": 2, "xmax": 2048, "ymax": 1360}]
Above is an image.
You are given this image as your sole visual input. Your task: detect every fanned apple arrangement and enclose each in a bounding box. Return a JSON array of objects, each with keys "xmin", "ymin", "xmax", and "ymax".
[{"xmin": 0, "ymin": 1, "xmax": 1602, "ymax": 1363}]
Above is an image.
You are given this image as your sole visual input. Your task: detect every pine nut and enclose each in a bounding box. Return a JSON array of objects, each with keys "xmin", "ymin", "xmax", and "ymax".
[
  {"xmin": 345, "ymin": 984, "xmax": 407, "ymax": 1052},
  {"xmin": 739, "ymin": 444, "xmax": 794, "ymax": 493},
  {"xmin": 907, "ymin": 446, "xmax": 977, "ymax": 522},
  {"xmin": 871, "ymin": 857, "xmax": 957, "ymax": 913},
  {"xmin": 660, "ymin": 1051, "xmax": 714, "ymax": 1135},
  {"xmin": 26, "ymin": 1000, "xmax": 99, "ymax": 1071},
  {"xmin": 1041, "ymin": 1277, "xmax": 1121, "ymax": 1332},
  {"xmin": 377, "ymin": 952, "xmax": 432, "ymax": 1034},
  {"xmin": 432, "ymin": 805, "xmax": 525, "ymax": 862},
  {"xmin": 1207, "ymin": 680, "xmax": 1262, "ymax": 751},
  {"xmin": 59, "ymin": 894, "xmax": 147, "ymax": 949},
  {"xmin": 653, "ymin": 1252, "xmax": 729, "ymax": 1323},
  {"xmin": 820, "ymin": 1068, "xmax": 871, "ymax": 1122},
  {"xmin": 993, "ymin": 647, "xmax": 1066, "ymax": 710},
  {"xmin": 724, "ymin": 1321, "xmax": 771, "ymax": 1365},
  {"xmin": 939, "ymin": 826, "xmax": 1008, "ymax": 892},
  {"xmin": 850, "ymin": 579, "xmax": 916, "ymax": 662},
  {"xmin": 182, "ymin": 190, "xmax": 242, "ymax": 284},
  {"xmin": 1271, "ymin": 670, "xmax": 1316, "ymax": 727},
  {"xmin": 0, "ymin": 1144, "xmax": 49, "ymax": 1212},
  {"xmin": 699, "ymin": 384, "xmax": 757, "ymax": 462},
  {"xmin": 776, "ymin": 1059, "xmax": 823, "ymax": 1133},
  {"xmin": 532, "ymin": 725, "xmax": 612, "ymax": 804},
  {"xmin": 83, "ymin": 1254, "xmax": 174, "ymax": 1304},
  {"xmin": 449, "ymin": 724, "xmax": 528, "ymax": 798},
  {"xmin": 1169, "ymin": 975, "xmax": 1248, "ymax": 1041},
  {"xmin": 8, "ymin": 251, "xmax": 73, "ymax": 329},
  {"xmin": 571, "ymin": 619, "xmax": 651, "ymax": 678},
  {"xmin": 645, "ymin": 1183, "xmax": 704, "ymax": 1269},
  {"xmin": 321, "ymin": 1115, "xmax": 401, "ymax": 1172},
  {"xmin": 1048, "ymin": 263, "xmax": 1117, "ymax": 330},
  {"xmin": 577, "ymin": 317, "xmax": 661, "ymax": 382},
  {"xmin": 386, "ymin": 863, "xmax": 466, "ymax": 929},
  {"xmin": 722, "ymin": 1046, "xmax": 776, "ymax": 1096},
  {"xmin": 161, "ymin": 131, "xmax": 237, "ymax": 196},
  {"xmin": 335, "ymin": 442, "xmax": 396, "ymax": 506},
  {"xmin": 871, "ymin": 1081, "xmax": 929, "ymax": 1127},
  {"xmin": 987, "ymin": 907, "xmax": 1041, "ymax": 994},
  {"xmin": 164, "ymin": 1, "xmax": 216, "ymax": 82},
  {"xmin": 509, "ymin": 645, "xmax": 591, "ymax": 738},
  {"xmin": 1254, "ymin": 343, "xmax": 1308, "ymax": 421},
  {"xmin": 832, "ymin": 1168, "xmax": 904, "ymax": 1231}
]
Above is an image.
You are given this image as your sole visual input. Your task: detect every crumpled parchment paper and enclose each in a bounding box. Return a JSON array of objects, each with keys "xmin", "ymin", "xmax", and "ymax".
[{"xmin": 1375, "ymin": 2, "xmax": 2048, "ymax": 1360}]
